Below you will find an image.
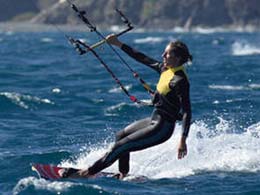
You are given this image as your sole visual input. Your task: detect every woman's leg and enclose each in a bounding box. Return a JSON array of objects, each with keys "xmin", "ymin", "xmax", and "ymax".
[
  {"xmin": 87, "ymin": 112, "xmax": 175, "ymax": 175},
  {"xmin": 59, "ymin": 117, "xmax": 153, "ymax": 178},
  {"xmin": 116, "ymin": 118, "xmax": 151, "ymax": 174}
]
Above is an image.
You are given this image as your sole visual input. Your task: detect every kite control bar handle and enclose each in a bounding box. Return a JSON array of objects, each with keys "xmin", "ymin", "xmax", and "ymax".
[{"xmin": 86, "ymin": 25, "xmax": 133, "ymax": 51}]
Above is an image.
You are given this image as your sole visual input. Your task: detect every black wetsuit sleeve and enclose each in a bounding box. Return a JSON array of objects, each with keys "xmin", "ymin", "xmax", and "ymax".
[
  {"xmin": 121, "ymin": 44, "xmax": 162, "ymax": 73},
  {"xmin": 174, "ymin": 78, "xmax": 192, "ymax": 137}
]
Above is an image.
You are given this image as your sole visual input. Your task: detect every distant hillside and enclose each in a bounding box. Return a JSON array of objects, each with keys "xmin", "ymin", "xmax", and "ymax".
[
  {"xmin": 1, "ymin": 0, "xmax": 260, "ymax": 29},
  {"xmin": 0, "ymin": 0, "xmax": 56, "ymax": 22}
]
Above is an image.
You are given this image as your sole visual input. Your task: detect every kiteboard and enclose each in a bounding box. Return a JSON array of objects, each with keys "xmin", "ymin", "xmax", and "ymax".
[{"xmin": 31, "ymin": 163, "xmax": 148, "ymax": 182}]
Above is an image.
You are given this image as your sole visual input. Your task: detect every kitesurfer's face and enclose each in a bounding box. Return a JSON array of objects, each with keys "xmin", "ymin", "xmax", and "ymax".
[{"xmin": 162, "ymin": 44, "xmax": 179, "ymax": 67}]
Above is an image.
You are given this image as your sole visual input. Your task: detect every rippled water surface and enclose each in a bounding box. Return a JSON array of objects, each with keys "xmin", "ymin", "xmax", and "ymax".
[{"xmin": 0, "ymin": 28, "xmax": 260, "ymax": 195}]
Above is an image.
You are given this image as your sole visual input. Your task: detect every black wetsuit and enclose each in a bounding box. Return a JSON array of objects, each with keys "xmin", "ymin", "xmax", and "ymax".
[{"xmin": 87, "ymin": 44, "xmax": 192, "ymax": 175}]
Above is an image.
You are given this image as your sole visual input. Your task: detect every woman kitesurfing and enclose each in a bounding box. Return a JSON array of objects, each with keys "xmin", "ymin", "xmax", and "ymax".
[{"xmin": 58, "ymin": 34, "xmax": 193, "ymax": 179}]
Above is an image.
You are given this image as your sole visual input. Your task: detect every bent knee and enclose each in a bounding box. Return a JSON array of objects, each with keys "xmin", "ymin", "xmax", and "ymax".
[{"xmin": 116, "ymin": 130, "xmax": 126, "ymax": 141}]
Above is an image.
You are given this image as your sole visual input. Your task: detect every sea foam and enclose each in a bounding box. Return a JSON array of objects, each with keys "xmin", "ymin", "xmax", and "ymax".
[
  {"xmin": 232, "ymin": 41, "xmax": 260, "ymax": 56},
  {"xmin": 0, "ymin": 92, "xmax": 54, "ymax": 109},
  {"xmin": 134, "ymin": 37, "xmax": 164, "ymax": 44},
  {"xmin": 13, "ymin": 177, "xmax": 74, "ymax": 195},
  {"xmin": 59, "ymin": 118, "xmax": 260, "ymax": 179}
]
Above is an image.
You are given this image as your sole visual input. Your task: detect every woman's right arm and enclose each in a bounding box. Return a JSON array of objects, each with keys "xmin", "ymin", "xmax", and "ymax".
[{"xmin": 106, "ymin": 34, "xmax": 161, "ymax": 73}]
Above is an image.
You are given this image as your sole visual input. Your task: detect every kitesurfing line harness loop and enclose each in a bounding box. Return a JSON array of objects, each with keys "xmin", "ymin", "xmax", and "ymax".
[{"xmin": 67, "ymin": 0, "xmax": 154, "ymax": 96}]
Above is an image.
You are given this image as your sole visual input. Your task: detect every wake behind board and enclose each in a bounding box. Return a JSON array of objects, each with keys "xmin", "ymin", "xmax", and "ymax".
[{"xmin": 32, "ymin": 163, "xmax": 148, "ymax": 182}]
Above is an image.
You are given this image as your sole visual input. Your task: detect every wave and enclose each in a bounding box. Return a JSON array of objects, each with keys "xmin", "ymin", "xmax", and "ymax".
[
  {"xmin": 104, "ymin": 102, "xmax": 130, "ymax": 116},
  {"xmin": 126, "ymin": 26, "xmax": 259, "ymax": 34},
  {"xmin": 40, "ymin": 37, "xmax": 54, "ymax": 43},
  {"xmin": 133, "ymin": 35, "xmax": 180, "ymax": 44},
  {"xmin": 169, "ymin": 26, "xmax": 258, "ymax": 34},
  {"xmin": 0, "ymin": 92, "xmax": 54, "ymax": 109},
  {"xmin": 232, "ymin": 41, "xmax": 260, "ymax": 56},
  {"xmin": 192, "ymin": 27, "xmax": 227, "ymax": 34},
  {"xmin": 13, "ymin": 177, "xmax": 73, "ymax": 194},
  {"xmin": 248, "ymin": 84, "xmax": 260, "ymax": 90},
  {"xmin": 5, "ymin": 31, "xmax": 14, "ymax": 36},
  {"xmin": 212, "ymin": 98, "xmax": 244, "ymax": 105},
  {"xmin": 191, "ymin": 26, "xmax": 256, "ymax": 34},
  {"xmin": 247, "ymin": 122, "xmax": 260, "ymax": 138},
  {"xmin": 78, "ymin": 38, "xmax": 88, "ymax": 43},
  {"xmin": 13, "ymin": 176, "xmax": 107, "ymax": 195},
  {"xmin": 108, "ymin": 85, "xmax": 132, "ymax": 93},
  {"xmin": 134, "ymin": 37, "xmax": 165, "ymax": 44},
  {"xmin": 209, "ymin": 84, "xmax": 260, "ymax": 91},
  {"xmin": 52, "ymin": 88, "xmax": 61, "ymax": 94},
  {"xmin": 104, "ymin": 99, "xmax": 151, "ymax": 116},
  {"xmin": 59, "ymin": 118, "xmax": 260, "ymax": 179},
  {"xmin": 209, "ymin": 85, "xmax": 245, "ymax": 91},
  {"xmin": 110, "ymin": 25, "xmax": 128, "ymax": 33}
]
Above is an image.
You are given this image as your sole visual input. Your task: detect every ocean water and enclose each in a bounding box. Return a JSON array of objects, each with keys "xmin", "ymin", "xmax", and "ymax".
[{"xmin": 0, "ymin": 27, "xmax": 260, "ymax": 195}]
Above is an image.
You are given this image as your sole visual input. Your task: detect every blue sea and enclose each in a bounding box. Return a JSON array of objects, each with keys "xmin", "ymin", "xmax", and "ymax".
[{"xmin": 0, "ymin": 26, "xmax": 260, "ymax": 195}]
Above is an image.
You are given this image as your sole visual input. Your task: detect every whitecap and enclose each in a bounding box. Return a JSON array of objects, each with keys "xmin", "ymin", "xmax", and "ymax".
[
  {"xmin": 105, "ymin": 102, "xmax": 128, "ymax": 112},
  {"xmin": 171, "ymin": 26, "xmax": 189, "ymax": 33},
  {"xmin": 134, "ymin": 37, "xmax": 164, "ymax": 44},
  {"xmin": 0, "ymin": 92, "xmax": 54, "ymax": 109},
  {"xmin": 192, "ymin": 27, "xmax": 226, "ymax": 34},
  {"xmin": 209, "ymin": 85, "xmax": 245, "ymax": 91},
  {"xmin": 5, "ymin": 31, "xmax": 14, "ymax": 36},
  {"xmin": 109, "ymin": 85, "xmax": 132, "ymax": 93},
  {"xmin": 213, "ymin": 100, "xmax": 220, "ymax": 104},
  {"xmin": 52, "ymin": 88, "xmax": 61, "ymax": 94},
  {"xmin": 232, "ymin": 41, "xmax": 260, "ymax": 56},
  {"xmin": 209, "ymin": 84, "xmax": 260, "ymax": 91},
  {"xmin": 41, "ymin": 37, "xmax": 54, "ymax": 43},
  {"xmin": 78, "ymin": 38, "xmax": 88, "ymax": 43},
  {"xmin": 249, "ymin": 84, "xmax": 260, "ymax": 90},
  {"xmin": 92, "ymin": 98, "xmax": 104, "ymax": 103},
  {"xmin": 226, "ymin": 99, "xmax": 236, "ymax": 103},
  {"xmin": 13, "ymin": 177, "xmax": 74, "ymax": 194},
  {"xmin": 191, "ymin": 26, "xmax": 257, "ymax": 34},
  {"xmin": 104, "ymin": 99, "xmax": 148, "ymax": 115},
  {"xmin": 246, "ymin": 122, "xmax": 260, "ymax": 138},
  {"xmin": 109, "ymin": 25, "xmax": 126, "ymax": 33},
  {"xmin": 213, "ymin": 98, "xmax": 243, "ymax": 104},
  {"xmin": 42, "ymin": 99, "xmax": 52, "ymax": 104}
]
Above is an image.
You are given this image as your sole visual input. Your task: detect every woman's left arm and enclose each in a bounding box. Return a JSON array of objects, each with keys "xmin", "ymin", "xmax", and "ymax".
[{"xmin": 177, "ymin": 79, "xmax": 192, "ymax": 159}]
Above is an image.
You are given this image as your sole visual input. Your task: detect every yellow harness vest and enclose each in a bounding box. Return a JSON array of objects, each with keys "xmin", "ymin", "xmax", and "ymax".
[{"xmin": 156, "ymin": 66, "xmax": 185, "ymax": 95}]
